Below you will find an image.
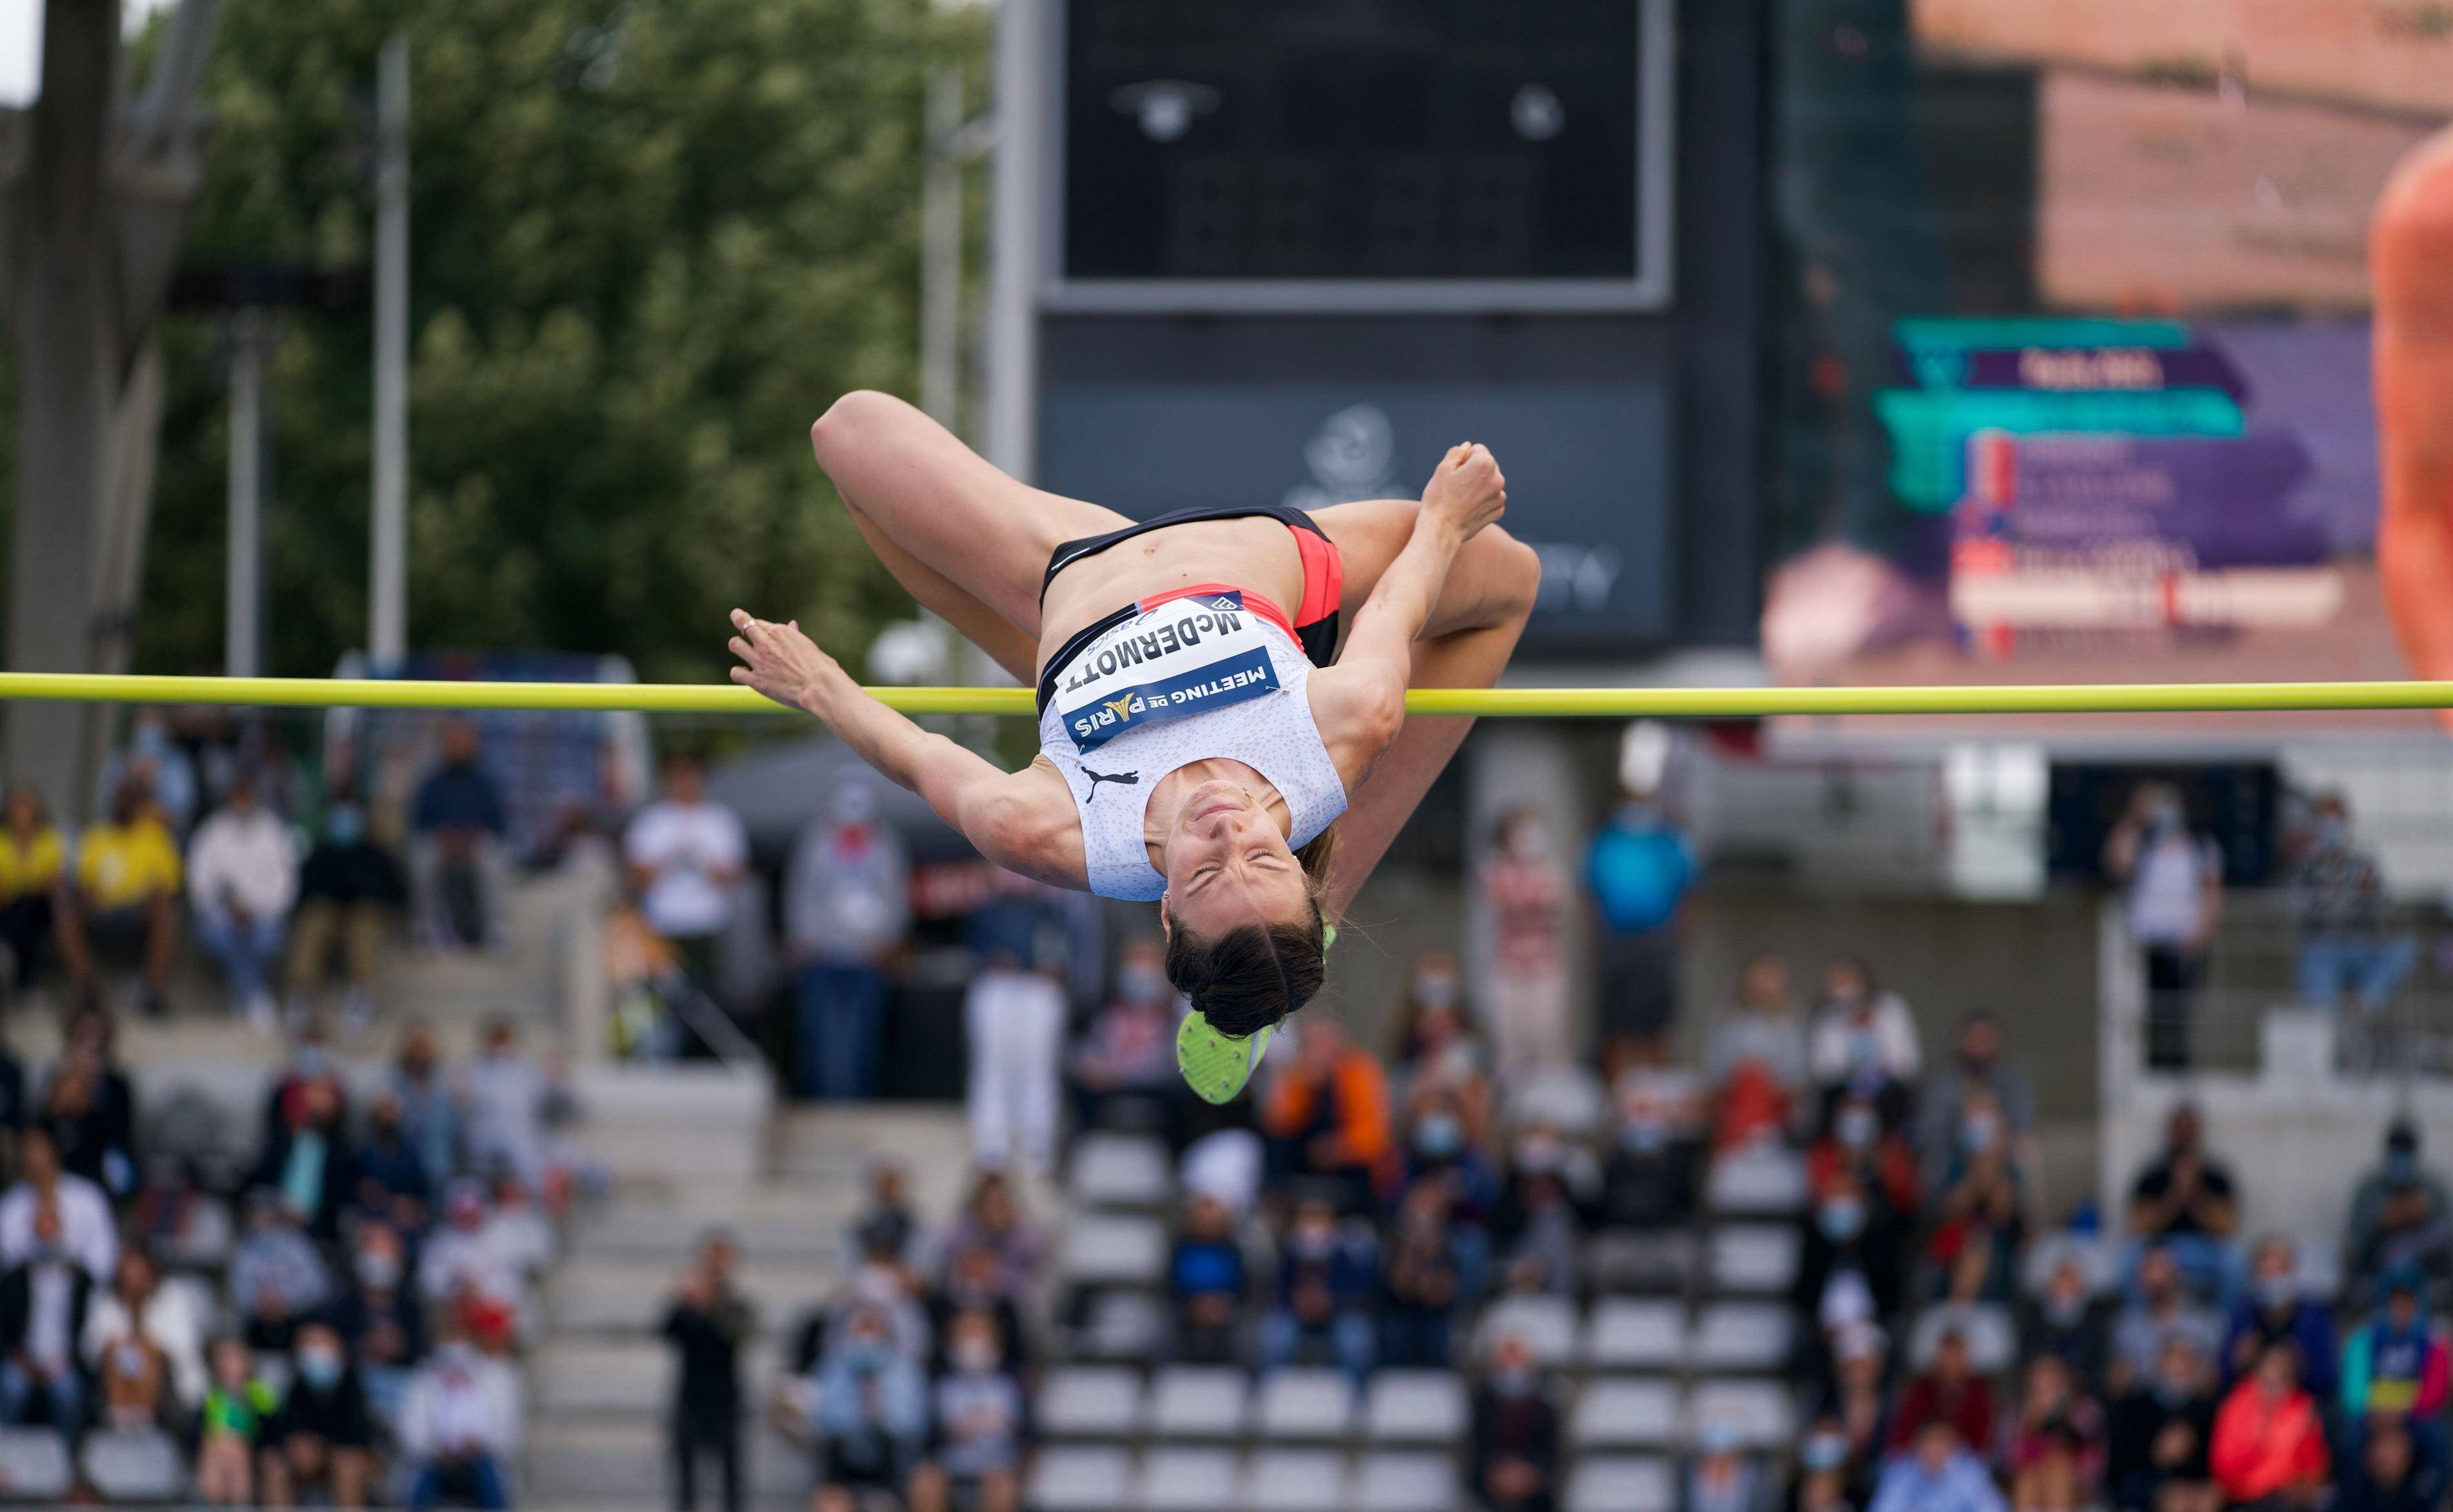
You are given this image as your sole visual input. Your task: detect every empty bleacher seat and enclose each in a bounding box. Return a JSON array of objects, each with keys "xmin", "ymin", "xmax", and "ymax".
[
  {"xmin": 1363, "ymin": 1371, "xmax": 1469, "ymax": 1444},
  {"xmin": 1256, "ymin": 1368, "xmax": 1356, "ymax": 1441},
  {"xmin": 1707, "ymin": 1225, "xmax": 1801, "ymax": 1294},
  {"xmin": 1568, "ymin": 1378, "xmax": 1682, "ymax": 1450},
  {"xmin": 1073, "ymin": 1134, "xmax": 1176, "ymax": 1209},
  {"xmin": 1565, "ymin": 1454, "xmax": 1676, "ymax": 1512},
  {"xmin": 1245, "ymin": 1449, "xmax": 1347, "ymax": 1512},
  {"xmin": 1689, "ymin": 1303, "xmax": 1792, "ymax": 1373},
  {"xmin": 1354, "ymin": 1451, "xmax": 1458, "ymax": 1512},
  {"xmin": 1706, "ymin": 1147, "xmax": 1809, "ymax": 1215},
  {"xmin": 1030, "ymin": 1445, "xmax": 1132, "ymax": 1511},
  {"xmin": 1064, "ymin": 1215, "xmax": 1168, "ymax": 1287},
  {"xmin": 1687, "ymin": 1380, "xmax": 1794, "ymax": 1449},
  {"xmin": 1137, "ymin": 1447, "xmax": 1244, "ymax": 1512},
  {"xmin": 1150, "ymin": 1366, "xmax": 1252, "ymax": 1439},
  {"xmin": 1043, "ymin": 1366, "xmax": 1148, "ymax": 1439},
  {"xmin": 1908, "ymin": 1302, "xmax": 2017, "ymax": 1376},
  {"xmin": 0, "ymin": 1429, "xmax": 70, "ymax": 1501},
  {"xmin": 79, "ymin": 1427, "xmax": 185, "ymax": 1502},
  {"xmin": 1583, "ymin": 1299, "xmax": 1685, "ymax": 1371},
  {"xmin": 1587, "ymin": 1231, "xmax": 1699, "ymax": 1295},
  {"xmin": 1476, "ymin": 1293, "xmax": 1580, "ymax": 1366},
  {"xmin": 1078, "ymin": 1290, "xmax": 1170, "ymax": 1363}
]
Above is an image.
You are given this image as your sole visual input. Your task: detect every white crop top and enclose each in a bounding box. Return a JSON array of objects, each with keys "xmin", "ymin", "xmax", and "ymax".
[{"xmin": 1036, "ymin": 589, "xmax": 1348, "ymax": 902}]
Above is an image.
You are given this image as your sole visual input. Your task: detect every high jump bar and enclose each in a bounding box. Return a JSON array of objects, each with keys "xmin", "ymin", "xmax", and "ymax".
[{"xmin": 3, "ymin": 672, "xmax": 2453, "ymax": 718}]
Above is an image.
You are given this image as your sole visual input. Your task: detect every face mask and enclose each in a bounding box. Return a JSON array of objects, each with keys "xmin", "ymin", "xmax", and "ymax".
[
  {"xmin": 1802, "ymin": 1433, "xmax": 1850, "ymax": 1473},
  {"xmin": 1414, "ymin": 974, "xmax": 1461, "ymax": 1011},
  {"xmin": 2257, "ymin": 1276, "xmax": 2297, "ymax": 1311},
  {"xmin": 1507, "ymin": 825, "xmax": 1549, "ymax": 861},
  {"xmin": 1962, "ymin": 1113, "xmax": 2000, "ymax": 1154},
  {"xmin": 1835, "ymin": 1106, "xmax": 1878, "ymax": 1149},
  {"xmin": 294, "ymin": 1046, "xmax": 331, "ymax": 1077},
  {"xmin": 113, "ymin": 1342, "xmax": 148, "ymax": 1377},
  {"xmin": 1620, "ymin": 1119, "xmax": 1668, "ymax": 1156},
  {"xmin": 2316, "ymin": 816, "xmax": 2345, "ymax": 848},
  {"xmin": 846, "ymin": 1336, "xmax": 893, "ymax": 1370},
  {"xmin": 133, "ymin": 727, "xmax": 168, "ymax": 758},
  {"xmin": 298, "ymin": 1350, "xmax": 343, "ymax": 1389},
  {"xmin": 2044, "ymin": 1293, "xmax": 2088, "ymax": 1328},
  {"xmin": 1118, "ymin": 965, "xmax": 1167, "ymax": 1002},
  {"xmin": 952, "ymin": 1338, "xmax": 999, "ymax": 1375},
  {"xmin": 437, "ymin": 1343, "xmax": 477, "ymax": 1371},
  {"xmin": 2386, "ymin": 1150, "xmax": 2419, "ymax": 1186},
  {"xmin": 2153, "ymin": 1378, "xmax": 2195, "ymax": 1409},
  {"xmin": 357, "ymin": 1251, "xmax": 402, "ymax": 1290},
  {"xmin": 1818, "ymin": 1200, "xmax": 1867, "ymax": 1243},
  {"xmin": 1290, "ymin": 1224, "xmax": 1337, "ymax": 1260},
  {"xmin": 325, "ymin": 805, "xmax": 365, "ymax": 845},
  {"xmin": 1414, "ymin": 1114, "xmax": 1463, "ymax": 1159},
  {"xmin": 1492, "ymin": 1366, "xmax": 1537, "ymax": 1398},
  {"xmin": 1514, "ymin": 1135, "xmax": 1560, "ymax": 1174}
]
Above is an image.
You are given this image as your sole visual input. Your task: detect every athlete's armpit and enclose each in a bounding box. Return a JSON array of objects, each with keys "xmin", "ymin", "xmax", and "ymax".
[{"xmin": 957, "ymin": 761, "xmax": 1090, "ymax": 890}]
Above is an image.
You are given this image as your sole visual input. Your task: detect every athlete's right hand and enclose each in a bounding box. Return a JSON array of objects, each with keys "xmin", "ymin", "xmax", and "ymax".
[
  {"xmin": 1421, "ymin": 442, "xmax": 1508, "ymax": 543},
  {"xmin": 728, "ymin": 609, "xmax": 842, "ymax": 713}
]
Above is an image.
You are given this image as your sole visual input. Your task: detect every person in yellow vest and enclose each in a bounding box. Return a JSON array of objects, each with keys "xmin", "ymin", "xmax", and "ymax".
[
  {"xmin": 63, "ymin": 776, "xmax": 182, "ymax": 1018},
  {"xmin": 0, "ymin": 787, "xmax": 68, "ymax": 998}
]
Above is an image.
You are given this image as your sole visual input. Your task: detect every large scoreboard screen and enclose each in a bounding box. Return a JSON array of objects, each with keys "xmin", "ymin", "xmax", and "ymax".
[{"xmin": 1059, "ymin": 0, "xmax": 1665, "ymax": 299}]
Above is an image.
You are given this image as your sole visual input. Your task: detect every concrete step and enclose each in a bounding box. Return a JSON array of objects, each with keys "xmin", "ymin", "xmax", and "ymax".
[
  {"xmin": 545, "ymin": 1258, "xmax": 835, "ymax": 1337},
  {"xmin": 568, "ymin": 1204, "xmax": 852, "ymax": 1265},
  {"xmin": 520, "ymin": 1416, "xmax": 819, "ymax": 1502},
  {"xmin": 528, "ymin": 1336, "xmax": 795, "ymax": 1419}
]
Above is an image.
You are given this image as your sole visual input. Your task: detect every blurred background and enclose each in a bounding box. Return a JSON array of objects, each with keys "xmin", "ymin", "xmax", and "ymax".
[{"xmin": 1, "ymin": 1, "xmax": 2452, "ymax": 1509}]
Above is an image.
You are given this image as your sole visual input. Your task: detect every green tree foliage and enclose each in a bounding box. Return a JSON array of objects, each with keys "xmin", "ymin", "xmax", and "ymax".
[{"xmin": 136, "ymin": 0, "xmax": 981, "ymax": 681}]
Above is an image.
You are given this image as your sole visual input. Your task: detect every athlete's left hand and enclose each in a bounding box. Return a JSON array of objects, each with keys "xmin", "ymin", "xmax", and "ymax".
[{"xmin": 728, "ymin": 610, "xmax": 842, "ymax": 712}]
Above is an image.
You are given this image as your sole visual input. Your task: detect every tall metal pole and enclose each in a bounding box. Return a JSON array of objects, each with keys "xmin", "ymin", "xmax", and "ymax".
[
  {"xmin": 225, "ymin": 309, "xmax": 267, "ymax": 678},
  {"xmin": 982, "ymin": 0, "xmax": 1040, "ymax": 481},
  {"xmin": 369, "ymin": 34, "xmax": 409, "ymax": 669},
  {"xmin": 921, "ymin": 66, "xmax": 964, "ymax": 430}
]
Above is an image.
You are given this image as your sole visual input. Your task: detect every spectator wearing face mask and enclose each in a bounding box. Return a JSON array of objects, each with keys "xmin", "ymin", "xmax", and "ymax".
[
  {"xmin": 254, "ymin": 1076, "xmax": 355, "ymax": 1241},
  {"xmin": 1869, "ymin": 1422, "xmax": 2006, "ymax": 1512},
  {"xmin": 1469, "ymin": 1329, "xmax": 1561, "ymax": 1512},
  {"xmin": 786, "ymin": 778, "xmax": 909, "ymax": 1100},
  {"xmin": 2223, "ymin": 1237, "xmax": 2335, "ymax": 1399},
  {"xmin": 328, "ymin": 1221, "xmax": 424, "ymax": 1429},
  {"xmin": 284, "ymin": 794, "xmax": 407, "ymax": 1033},
  {"xmin": 2208, "ymin": 1342, "xmax": 2326, "ymax": 1512},
  {"xmin": 188, "ymin": 773, "xmax": 299, "ymax": 1029},
  {"xmin": 1478, "ymin": 807, "xmax": 1572, "ymax": 1085},
  {"xmin": 400, "ymin": 1322, "xmax": 521, "ymax": 1511},
  {"xmin": 1380, "ymin": 1176, "xmax": 1487, "ymax": 1369},
  {"xmin": 1689, "ymin": 1418, "xmax": 1760, "ymax": 1512},
  {"xmin": 664, "ymin": 1230, "xmax": 755, "ymax": 1512},
  {"xmin": 0, "ymin": 1199, "xmax": 91, "ymax": 1447},
  {"xmin": 1260, "ymin": 1015, "xmax": 1397, "ymax": 1214},
  {"xmin": 2288, "ymin": 792, "xmax": 2414, "ymax": 1015},
  {"xmin": 2346, "ymin": 1120, "xmax": 2453, "ymax": 1295},
  {"xmin": 1808, "ymin": 1093, "xmax": 1920, "ymax": 1282},
  {"xmin": 1799, "ymin": 1164, "xmax": 1907, "ymax": 1334},
  {"xmin": 2339, "ymin": 1262, "xmax": 2450, "ymax": 1489},
  {"xmin": 909, "ymin": 1309, "xmax": 1026, "ymax": 1512},
  {"xmin": 262, "ymin": 1320, "xmax": 376, "ymax": 1509},
  {"xmin": 1707, "ymin": 951, "xmax": 1809, "ymax": 1149},
  {"xmin": 1597, "ymin": 1073, "xmax": 1702, "ymax": 1233},
  {"xmin": 925, "ymin": 1244, "xmax": 1028, "ymax": 1378},
  {"xmin": 83, "ymin": 1247, "xmax": 205, "ymax": 1423},
  {"xmin": 1259, "ymin": 1196, "xmax": 1378, "ymax": 1383},
  {"xmin": 2107, "ymin": 1333, "xmax": 2219, "ymax": 1512},
  {"xmin": 2104, "ymin": 783, "xmax": 2225, "ymax": 1072},
  {"xmin": 1795, "ymin": 1416, "xmax": 1862, "ymax": 1512},
  {"xmin": 420, "ymin": 1181, "xmax": 527, "ymax": 1351},
  {"xmin": 1920, "ymin": 1086, "xmax": 2024, "ymax": 1305},
  {"xmin": 1403, "ymin": 1084, "xmax": 1499, "ymax": 1226},
  {"xmin": 462, "ymin": 1016, "xmax": 549, "ymax": 1192},
  {"xmin": 391, "ymin": 1022, "xmax": 460, "ymax": 1197},
  {"xmin": 1806, "ymin": 958, "xmax": 1920, "ymax": 1113},
  {"xmin": 0, "ymin": 1125, "xmax": 117, "ymax": 1282},
  {"xmin": 1167, "ymin": 1193, "xmax": 1248, "ymax": 1366},
  {"xmin": 1069, "ymin": 936, "xmax": 1183, "ymax": 1133},
  {"xmin": 229, "ymin": 1188, "xmax": 332, "ymax": 1353},
  {"xmin": 2019, "ymin": 1254, "xmax": 2113, "ymax": 1395},
  {"xmin": 1915, "ymin": 1014, "xmax": 2033, "ymax": 1188},
  {"xmin": 1387, "ymin": 953, "xmax": 1493, "ymax": 1127},
  {"xmin": 810, "ymin": 1302, "xmax": 928, "ymax": 1512},
  {"xmin": 1888, "ymin": 1330, "xmax": 1997, "ymax": 1460},
  {"xmin": 54, "ymin": 1009, "xmax": 136, "ymax": 1196},
  {"xmin": 2109, "ymin": 1246, "xmax": 2224, "ymax": 1399},
  {"xmin": 1493, "ymin": 1123, "xmax": 1596, "ymax": 1296}
]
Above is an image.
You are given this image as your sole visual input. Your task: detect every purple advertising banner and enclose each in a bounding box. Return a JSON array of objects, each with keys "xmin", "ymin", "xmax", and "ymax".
[{"xmin": 1957, "ymin": 430, "xmax": 2325, "ymax": 568}]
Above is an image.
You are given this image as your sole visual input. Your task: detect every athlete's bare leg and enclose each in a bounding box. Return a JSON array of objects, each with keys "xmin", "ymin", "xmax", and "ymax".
[
  {"xmin": 810, "ymin": 390, "xmax": 1128, "ymax": 680},
  {"xmin": 1308, "ymin": 499, "xmax": 1541, "ymax": 913},
  {"xmin": 2374, "ymin": 125, "xmax": 2453, "ymax": 734}
]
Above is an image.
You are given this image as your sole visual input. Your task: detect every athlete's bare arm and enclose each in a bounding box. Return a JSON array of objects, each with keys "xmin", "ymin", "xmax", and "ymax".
[
  {"xmin": 2376, "ymin": 125, "xmax": 2453, "ymax": 734},
  {"xmin": 1308, "ymin": 444, "xmax": 1511, "ymax": 787},
  {"xmin": 726, "ymin": 610, "xmax": 1086, "ymax": 887}
]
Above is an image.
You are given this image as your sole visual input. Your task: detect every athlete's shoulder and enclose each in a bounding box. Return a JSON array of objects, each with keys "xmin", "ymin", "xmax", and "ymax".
[{"xmin": 959, "ymin": 759, "xmax": 1088, "ymax": 890}]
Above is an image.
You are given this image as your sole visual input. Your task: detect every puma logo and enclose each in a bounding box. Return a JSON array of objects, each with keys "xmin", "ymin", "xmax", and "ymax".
[
  {"xmin": 1103, "ymin": 693, "xmax": 1137, "ymax": 724},
  {"xmin": 1081, "ymin": 767, "xmax": 1139, "ymax": 803}
]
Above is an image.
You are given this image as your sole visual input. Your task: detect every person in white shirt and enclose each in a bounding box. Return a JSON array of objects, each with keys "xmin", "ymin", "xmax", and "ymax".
[
  {"xmin": 462, "ymin": 1016, "xmax": 547, "ymax": 1190},
  {"xmin": 1806, "ymin": 956, "xmax": 1922, "ymax": 1106},
  {"xmin": 188, "ymin": 774, "xmax": 299, "ymax": 1028},
  {"xmin": 964, "ymin": 948, "xmax": 1066, "ymax": 1176},
  {"xmin": 2104, "ymin": 781, "xmax": 2227, "ymax": 1071},
  {"xmin": 420, "ymin": 1182, "xmax": 530, "ymax": 1345},
  {"xmin": 623, "ymin": 754, "xmax": 748, "ymax": 985},
  {"xmin": 400, "ymin": 1322, "xmax": 521, "ymax": 1509},
  {"xmin": 0, "ymin": 1127, "xmax": 117, "ymax": 1283},
  {"xmin": 0, "ymin": 1202, "xmax": 90, "ymax": 1446},
  {"xmin": 82, "ymin": 1247, "xmax": 208, "ymax": 1416}
]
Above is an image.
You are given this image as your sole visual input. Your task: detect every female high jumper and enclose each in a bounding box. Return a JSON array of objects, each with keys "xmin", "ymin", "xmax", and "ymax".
[{"xmin": 728, "ymin": 390, "xmax": 1538, "ymax": 1100}]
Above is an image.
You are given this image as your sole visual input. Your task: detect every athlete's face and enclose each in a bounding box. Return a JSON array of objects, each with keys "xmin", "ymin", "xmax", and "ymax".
[{"xmin": 1159, "ymin": 778, "xmax": 1310, "ymax": 938}]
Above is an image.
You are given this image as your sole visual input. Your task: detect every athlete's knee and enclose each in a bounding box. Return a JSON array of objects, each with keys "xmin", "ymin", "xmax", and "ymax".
[
  {"xmin": 809, "ymin": 388, "xmax": 915, "ymax": 471},
  {"xmin": 1475, "ymin": 527, "xmax": 1542, "ymax": 620}
]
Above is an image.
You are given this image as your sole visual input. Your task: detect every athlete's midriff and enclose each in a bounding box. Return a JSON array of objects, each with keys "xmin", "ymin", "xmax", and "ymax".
[{"xmin": 1035, "ymin": 516, "xmax": 1309, "ymax": 681}]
